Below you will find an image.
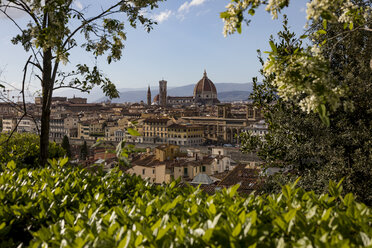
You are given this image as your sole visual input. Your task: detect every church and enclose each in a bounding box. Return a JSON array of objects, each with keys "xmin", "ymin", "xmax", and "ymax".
[{"xmin": 148, "ymin": 70, "xmax": 220, "ymax": 106}]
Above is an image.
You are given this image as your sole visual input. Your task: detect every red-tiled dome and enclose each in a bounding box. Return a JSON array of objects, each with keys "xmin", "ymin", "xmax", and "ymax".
[
  {"xmin": 193, "ymin": 70, "xmax": 217, "ymax": 96},
  {"xmin": 153, "ymin": 94, "xmax": 159, "ymax": 102}
]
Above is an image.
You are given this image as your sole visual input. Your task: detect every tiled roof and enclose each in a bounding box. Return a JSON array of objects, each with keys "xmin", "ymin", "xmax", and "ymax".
[
  {"xmin": 144, "ymin": 118, "xmax": 170, "ymax": 123},
  {"xmin": 218, "ymin": 164, "xmax": 261, "ymax": 195}
]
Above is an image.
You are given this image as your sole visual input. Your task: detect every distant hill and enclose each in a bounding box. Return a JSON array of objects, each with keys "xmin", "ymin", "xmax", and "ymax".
[
  {"xmin": 218, "ymin": 91, "xmax": 250, "ymax": 102},
  {"xmin": 95, "ymin": 83, "xmax": 253, "ymax": 103}
]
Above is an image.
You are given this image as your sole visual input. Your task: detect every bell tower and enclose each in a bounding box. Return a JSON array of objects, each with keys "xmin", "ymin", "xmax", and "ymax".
[
  {"xmin": 159, "ymin": 79, "xmax": 167, "ymax": 107},
  {"xmin": 147, "ymin": 85, "xmax": 151, "ymax": 106}
]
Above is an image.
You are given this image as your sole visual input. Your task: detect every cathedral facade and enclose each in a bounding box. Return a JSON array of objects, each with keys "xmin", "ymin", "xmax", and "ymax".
[{"xmin": 150, "ymin": 70, "xmax": 219, "ymax": 106}]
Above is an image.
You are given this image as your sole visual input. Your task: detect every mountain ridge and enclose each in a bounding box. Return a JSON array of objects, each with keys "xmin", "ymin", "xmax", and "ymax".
[{"xmin": 96, "ymin": 83, "xmax": 253, "ymax": 103}]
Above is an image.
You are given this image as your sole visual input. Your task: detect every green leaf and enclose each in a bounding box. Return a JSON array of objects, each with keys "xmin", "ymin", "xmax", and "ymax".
[
  {"xmin": 269, "ymin": 41, "xmax": 277, "ymax": 53},
  {"xmin": 127, "ymin": 128, "xmax": 140, "ymax": 137},
  {"xmin": 284, "ymin": 209, "xmax": 297, "ymax": 223},
  {"xmin": 65, "ymin": 211, "xmax": 74, "ymax": 225},
  {"xmin": 317, "ymin": 29, "xmax": 327, "ymax": 35},
  {"xmin": 118, "ymin": 230, "xmax": 131, "ymax": 248},
  {"xmin": 203, "ymin": 229, "xmax": 213, "ymax": 242},
  {"xmin": 209, "ymin": 203, "xmax": 216, "ymax": 215},
  {"xmin": 134, "ymin": 235, "xmax": 143, "ymax": 246},
  {"xmin": 232, "ymin": 223, "xmax": 241, "ymax": 237},
  {"xmin": 59, "ymin": 157, "xmax": 68, "ymax": 167},
  {"xmin": 0, "ymin": 222, "xmax": 6, "ymax": 231},
  {"xmin": 7, "ymin": 160, "xmax": 16, "ymax": 170},
  {"xmin": 146, "ymin": 205, "xmax": 152, "ymax": 217},
  {"xmin": 321, "ymin": 208, "xmax": 332, "ymax": 221},
  {"xmin": 228, "ymin": 184, "xmax": 240, "ymax": 197}
]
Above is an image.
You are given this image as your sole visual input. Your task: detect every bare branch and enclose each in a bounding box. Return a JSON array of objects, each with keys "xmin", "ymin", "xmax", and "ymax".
[
  {"xmin": 0, "ymin": 113, "xmax": 26, "ymax": 146},
  {"xmin": 61, "ymin": 1, "xmax": 124, "ymax": 50},
  {"xmin": 0, "ymin": 4, "xmax": 42, "ymax": 70},
  {"xmin": 53, "ymin": 85, "xmax": 86, "ymax": 91}
]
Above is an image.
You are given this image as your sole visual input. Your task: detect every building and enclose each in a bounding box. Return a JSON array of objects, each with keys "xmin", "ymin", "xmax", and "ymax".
[
  {"xmin": 167, "ymin": 96, "xmax": 194, "ymax": 106},
  {"xmin": 167, "ymin": 123, "xmax": 204, "ymax": 146},
  {"xmin": 50, "ymin": 117, "xmax": 66, "ymax": 140},
  {"xmin": 1, "ymin": 117, "xmax": 39, "ymax": 134},
  {"xmin": 128, "ymin": 145, "xmax": 236, "ymax": 184},
  {"xmin": 1, "ymin": 117, "xmax": 15, "ymax": 133},
  {"xmin": 78, "ymin": 121, "xmax": 92, "ymax": 140},
  {"xmin": 244, "ymin": 119, "xmax": 268, "ymax": 140},
  {"xmin": 0, "ymin": 102, "xmax": 17, "ymax": 116},
  {"xmin": 151, "ymin": 70, "xmax": 219, "ymax": 106},
  {"xmin": 159, "ymin": 80, "xmax": 167, "ymax": 107},
  {"xmin": 68, "ymin": 97, "xmax": 87, "ymax": 104},
  {"xmin": 193, "ymin": 70, "xmax": 219, "ymax": 105},
  {"xmin": 182, "ymin": 103, "xmax": 263, "ymax": 144},
  {"xmin": 147, "ymin": 86, "xmax": 151, "ymax": 106},
  {"xmin": 142, "ymin": 118, "xmax": 172, "ymax": 144},
  {"xmin": 127, "ymin": 144, "xmax": 180, "ymax": 183}
]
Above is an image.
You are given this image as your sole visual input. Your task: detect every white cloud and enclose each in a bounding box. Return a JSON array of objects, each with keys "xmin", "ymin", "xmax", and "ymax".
[
  {"xmin": 74, "ymin": 0, "xmax": 83, "ymax": 10},
  {"xmin": 153, "ymin": 10, "xmax": 172, "ymax": 23},
  {"xmin": 178, "ymin": 0, "xmax": 207, "ymax": 13}
]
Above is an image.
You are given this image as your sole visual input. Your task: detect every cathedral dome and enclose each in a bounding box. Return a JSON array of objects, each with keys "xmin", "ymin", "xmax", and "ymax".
[
  {"xmin": 193, "ymin": 70, "xmax": 217, "ymax": 97},
  {"xmin": 153, "ymin": 94, "xmax": 159, "ymax": 103}
]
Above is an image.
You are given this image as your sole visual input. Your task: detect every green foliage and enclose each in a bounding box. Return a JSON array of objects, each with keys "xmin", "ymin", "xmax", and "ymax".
[
  {"xmin": 0, "ymin": 133, "xmax": 65, "ymax": 169},
  {"xmin": 0, "ymin": 161, "xmax": 371, "ymax": 247},
  {"xmin": 241, "ymin": 17, "xmax": 372, "ymax": 205}
]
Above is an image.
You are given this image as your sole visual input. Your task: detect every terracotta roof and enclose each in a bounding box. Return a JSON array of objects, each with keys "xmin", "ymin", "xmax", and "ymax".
[
  {"xmin": 167, "ymin": 96, "xmax": 194, "ymax": 99},
  {"xmin": 167, "ymin": 123, "xmax": 201, "ymax": 129},
  {"xmin": 144, "ymin": 118, "xmax": 170, "ymax": 124},
  {"xmin": 131, "ymin": 154, "xmax": 161, "ymax": 167},
  {"xmin": 218, "ymin": 164, "xmax": 261, "ymax": 195},
  {"xmin": 153, "ymin": 94, "xmax": 159, "ymax": 102},
  {"xmin": 193, "ymin": 70, "xmax": 217, "ymax": 96}
]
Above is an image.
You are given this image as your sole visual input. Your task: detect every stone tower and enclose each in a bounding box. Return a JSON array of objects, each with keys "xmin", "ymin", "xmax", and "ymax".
[
  {"xmin": 159, "ymin": 79, "xmax": 167, "ymax": 107},
  {"xmin": 147, "ymin": 85, "xmax": 151, "ymax": 106}
]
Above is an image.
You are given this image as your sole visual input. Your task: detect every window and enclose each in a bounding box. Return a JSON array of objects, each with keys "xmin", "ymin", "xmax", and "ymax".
[
  {"xmin": 202, "ymin": 166, "xmax": 206, "ymax": 172},
  {"xmin": 142, "ymin": 169, "xmax": 145, "ymax": 175},
  {"xmin": 184, "ymin": 167, "xmax": 188, "ymax": 176},
  {"xmin": 153, "ymin": 169, "xmax": 155, "ymax": 174}
]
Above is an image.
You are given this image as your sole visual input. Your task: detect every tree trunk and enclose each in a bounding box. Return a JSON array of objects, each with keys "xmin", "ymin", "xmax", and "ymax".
[{"xmin": 39, "ymin": 48, "xmax": 53, "ymax": 167}]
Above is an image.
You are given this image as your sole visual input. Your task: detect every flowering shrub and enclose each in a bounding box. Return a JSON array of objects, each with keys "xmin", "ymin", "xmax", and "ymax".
[
  {"xmin": 220, "ymin": 0, "xmax": 371, "ymax": 124},
  {"xmin": 0, "ymin": 159, "xmax": 371, "ymax": 247}
]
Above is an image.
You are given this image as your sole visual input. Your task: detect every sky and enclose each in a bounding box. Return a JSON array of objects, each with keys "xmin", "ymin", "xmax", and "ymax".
[{"xmin": 0, "ymin": 0, "xmax": 308, "ymax": 99}]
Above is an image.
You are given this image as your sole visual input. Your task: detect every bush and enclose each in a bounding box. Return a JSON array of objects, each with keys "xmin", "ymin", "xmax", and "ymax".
[
  {"xmin": 0, "ymin": 133, "xmax": 65, "ymax": 169},
  {"xmin": 0, "ymin": 160, "xmax": 371, "ymax": 247}
]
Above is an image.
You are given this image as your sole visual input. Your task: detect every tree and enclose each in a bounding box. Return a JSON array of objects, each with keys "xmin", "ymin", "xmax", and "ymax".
[
  {"xmin": 239, "ymin": 14, "xmax": 372, "ymax": 204},
  {"xmin": 61, "ymin": 135, "xmax": 71, "ymax": 158},
  {"xmin": 0, "ymin": 0, "xmax": 162, "ymax": 166},
  {"xmin": 221, "ymin": 0, "xmax": 372, "ymax": 124},
  {"xmin": 0, "ymin": 133, "xmax": 65, "ymax": 169},
  {"xmin": 80, "ymin": 140, "xmax": 88, "ymax": 160}
]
